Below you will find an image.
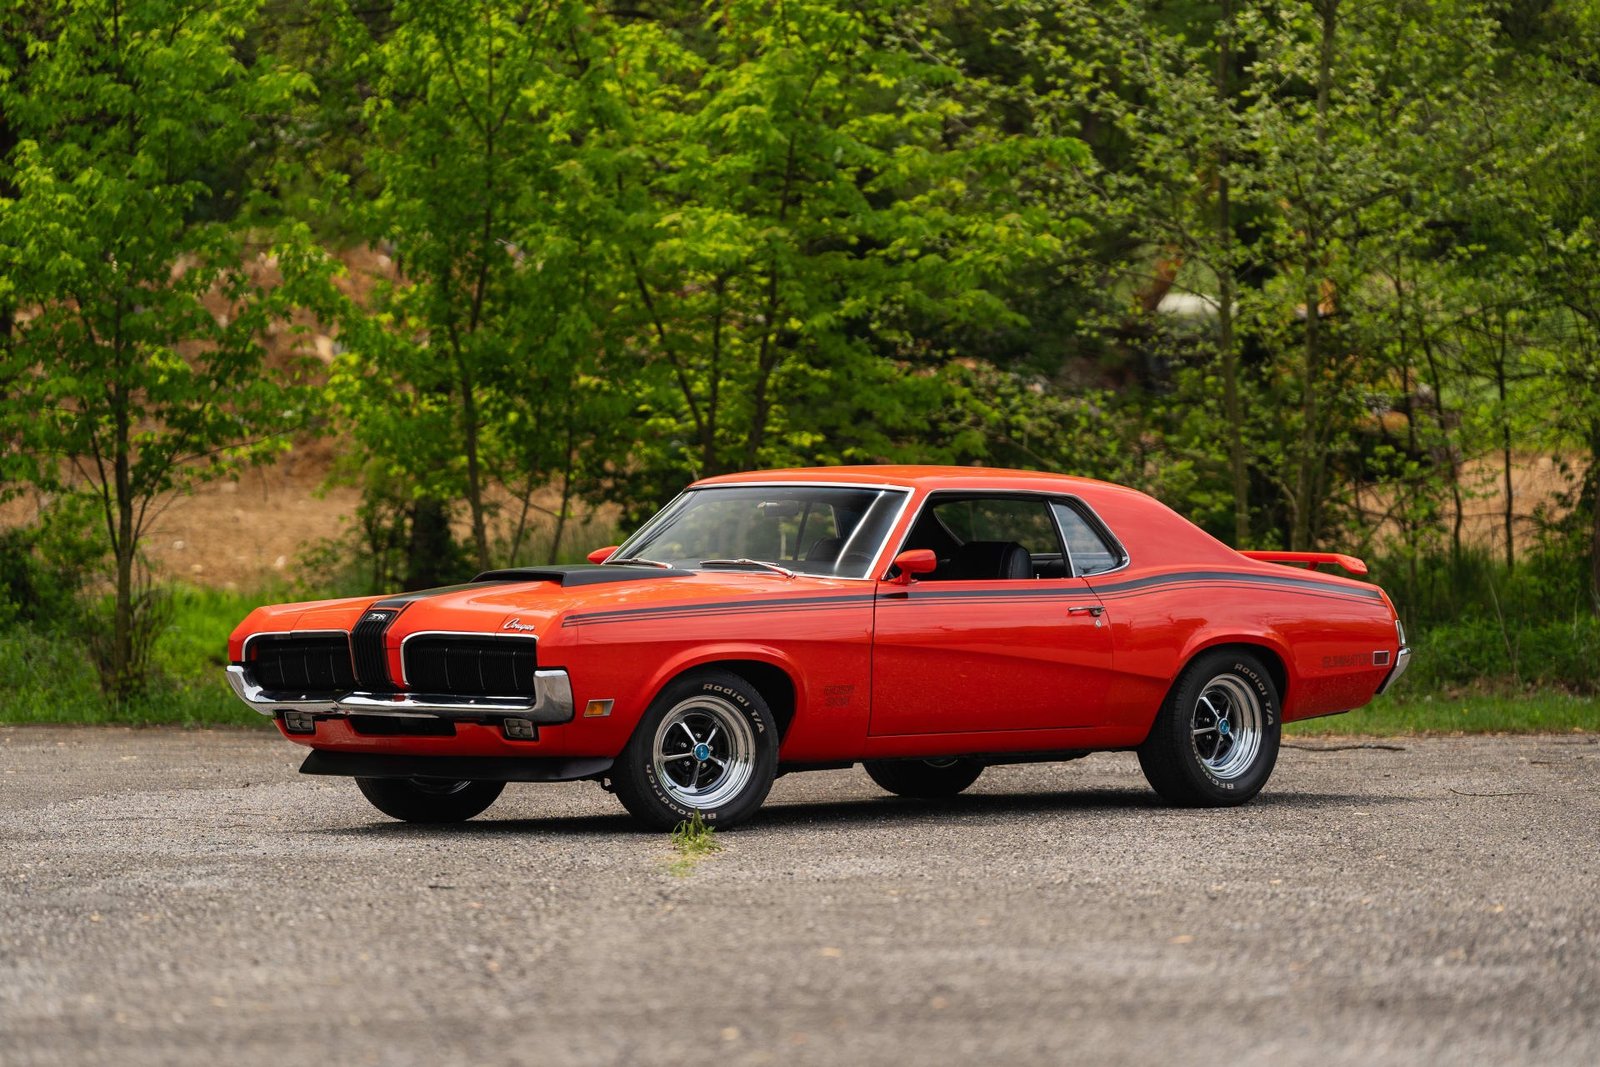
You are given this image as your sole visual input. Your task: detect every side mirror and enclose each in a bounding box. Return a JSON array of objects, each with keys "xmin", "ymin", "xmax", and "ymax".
[
  {"xmin": 888, "ymin": 548, "xmax": 937, "ymax": 585},
  {"xmin": 587, "ymin": 546, "xmax": 619, "ymax": 565}
]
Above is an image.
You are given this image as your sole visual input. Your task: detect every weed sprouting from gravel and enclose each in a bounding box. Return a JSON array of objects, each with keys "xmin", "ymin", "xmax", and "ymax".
[{"xmin": 667, "ymin": 812, "xmax": 723, "ymax": 876}]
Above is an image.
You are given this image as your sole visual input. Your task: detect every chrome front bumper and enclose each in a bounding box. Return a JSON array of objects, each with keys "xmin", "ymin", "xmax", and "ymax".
[
  {"xmin": 224, "ymin": 665, "xmax": 575, "ymax": 724},
  {"xmin": 1375, "ymin": 646, "xmax": 1411, "ymax": 696}
]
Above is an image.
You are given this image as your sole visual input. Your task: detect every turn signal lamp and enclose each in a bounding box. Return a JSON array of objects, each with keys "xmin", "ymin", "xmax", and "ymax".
[{"xmin": 584, "ymin": 699, "xmax": 614, "ymax": 718}]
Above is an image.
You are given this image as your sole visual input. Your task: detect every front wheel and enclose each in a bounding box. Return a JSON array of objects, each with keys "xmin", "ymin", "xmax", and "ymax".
[
  {"xmin": 610, "ymin": 669, "xmax": 780, "ymax": 831},
  {"xmin": 355, "ymin": 777, "xmax": 505, "ymax": 823},
  {"xmin": 1137, "ymin": 650, "xmax": 1281, "ymax": 807},
  {"xmin": 864, "ymin": 758, "xmax": 984, "ymax": 798}
]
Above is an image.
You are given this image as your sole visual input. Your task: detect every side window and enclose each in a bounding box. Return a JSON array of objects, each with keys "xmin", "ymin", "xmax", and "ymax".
[
  {"xmin": 905, "ymin": 496, "xmax": 1064, "ymax": 581},
  {"xmin": 1051, "ymin": 501, "xmax": 1123, "ymax": 576},
  {"xmin": 930, "ymin": 497, "xmax": 1059, "ymax": 556}
]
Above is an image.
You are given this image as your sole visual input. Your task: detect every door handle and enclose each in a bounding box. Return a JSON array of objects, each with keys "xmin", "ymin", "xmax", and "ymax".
[{"xmin": 1068, "ymin": 606, "xmax": 1105, "ymax": 617}]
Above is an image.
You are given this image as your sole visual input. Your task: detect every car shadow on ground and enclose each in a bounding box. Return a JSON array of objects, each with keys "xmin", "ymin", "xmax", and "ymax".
[{"xmin": 312, "ymin": 785, "xmax": 1403, "ymax": 839}]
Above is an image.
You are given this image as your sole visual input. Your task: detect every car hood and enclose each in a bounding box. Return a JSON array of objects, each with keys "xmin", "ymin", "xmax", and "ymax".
[{"xmin": 235, "ymin": 567, "xmax": 869, "ymax": 656}]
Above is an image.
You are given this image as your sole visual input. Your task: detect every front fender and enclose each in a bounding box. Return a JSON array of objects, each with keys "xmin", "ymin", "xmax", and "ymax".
[{"xmin": 633, "ymin": 642, "xmax": 809, "ymax": 724}]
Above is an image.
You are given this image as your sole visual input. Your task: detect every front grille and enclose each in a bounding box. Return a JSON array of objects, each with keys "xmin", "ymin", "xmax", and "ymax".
[
  {"xmin": 247, "ymin": 634, "xmax": 355, "ymax": 694},
  {"xmin": 348, "ymin": 714, "xmax": 456, "ymax": 737},
  {"xmin": 403, "ymin": 635, "xmax": 537, "ymax": 696},
  {"xmin": 350, "ymin": 610, "xmax": 395, "ymax": 690}
]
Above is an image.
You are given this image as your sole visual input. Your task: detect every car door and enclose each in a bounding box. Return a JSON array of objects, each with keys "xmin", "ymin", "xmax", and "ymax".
[{"xmin": 868, "ymin": 493, "xmax": 1117, "ymax": 736}]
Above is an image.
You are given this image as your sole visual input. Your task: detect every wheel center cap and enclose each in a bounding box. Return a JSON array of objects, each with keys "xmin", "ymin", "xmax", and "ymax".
[
  {"xmin": 693, "ymin": 742, "xmax": 711, "ymax": 761},
  {"xmin": 1217, "ymin": 719, "xmax": 1231, "ymax": 737}
]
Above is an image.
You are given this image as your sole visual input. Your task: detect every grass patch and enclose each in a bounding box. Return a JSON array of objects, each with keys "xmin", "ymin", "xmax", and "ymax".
[
  {"xmin": 6, "ymin": 579, "xmax": 1599, "ymax": 736},
  {"xmin": 0, "ymin": 583, "xmax": 273, "ymax": 727},
  {"xmin": 1287, "ymin": 691, "xmax": 1600, "ymax": 737},
  {"xmin": 666, "ymin": 812, "xmax": 724, "ymax": 876}
]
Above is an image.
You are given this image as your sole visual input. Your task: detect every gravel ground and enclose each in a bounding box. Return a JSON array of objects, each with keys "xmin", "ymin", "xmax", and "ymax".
[{"xmin": 2, "ymin": 726, "xmax": 1597, "ymax": 1066}]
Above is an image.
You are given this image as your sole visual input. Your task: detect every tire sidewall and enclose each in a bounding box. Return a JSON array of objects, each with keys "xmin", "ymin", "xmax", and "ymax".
[
  {"xmin": 1172, "ymin": 652, "xmax": 1281, "ymax": 802},
  {"xmin": 864, "ymin": 758, "xmax": 984, "ymax": 798},
  {"xmin": 355, "ymin": 776, "xmax": 504, "ymax": 822},
  {"xmin": 624, "ymin": 671, "xmax": 779, "ymax": 828}
]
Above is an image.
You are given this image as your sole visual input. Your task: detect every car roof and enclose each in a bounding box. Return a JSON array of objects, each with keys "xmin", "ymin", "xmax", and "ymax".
[{"xmin": 692, "ymin": 465, "xmax": 1128, "ymax": 495}]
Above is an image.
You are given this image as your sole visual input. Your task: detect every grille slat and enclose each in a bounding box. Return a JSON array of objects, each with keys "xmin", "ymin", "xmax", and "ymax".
[
  {"xmin": 404, "ymin": 635, "xmax": 537, "ymax": 696},
  {"xmin": 351, "ymin": 610, "xmax": 394, "ymax": 690},
  {"xmin": 246, "ymin": 635, "xmax": 355, "ymax": 695}
]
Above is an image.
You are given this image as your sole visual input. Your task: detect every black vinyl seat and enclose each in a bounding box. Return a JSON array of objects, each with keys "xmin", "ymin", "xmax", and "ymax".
[
  {"xmin": 805, "ymin": 536, "xmax": 844, "ymax": 562},
  {"xmin": 945, "ymin": 540, "xmax": 1034, "ymax": 580}
]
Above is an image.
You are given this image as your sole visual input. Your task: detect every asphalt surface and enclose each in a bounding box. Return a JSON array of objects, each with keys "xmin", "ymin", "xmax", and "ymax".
[{"xmin": 2, "ymin": 726, "xmax": 1597, "ymax": 1066}]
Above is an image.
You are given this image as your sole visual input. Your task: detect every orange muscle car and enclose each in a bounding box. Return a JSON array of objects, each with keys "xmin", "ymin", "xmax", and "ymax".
[{"xmin": 227, "ymin": 466, "xmax": 1410, "ymax": 829}]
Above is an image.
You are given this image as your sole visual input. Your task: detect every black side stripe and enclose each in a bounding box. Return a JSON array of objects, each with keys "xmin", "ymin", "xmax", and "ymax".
[
  {"xmin": 1089, "ymin": 569, "xmax": 1384, "ymax": 601},
  {"xmin": 1087, "ymin": 581, "xmax": 1380, "ymax": 608},
  {"xmin": 559, "ymin": 569, "xmax": 1381, "ymax": 626},
  {"xmin": 563, "ymin": 593, "xmax": 875, "ymax": 627}
]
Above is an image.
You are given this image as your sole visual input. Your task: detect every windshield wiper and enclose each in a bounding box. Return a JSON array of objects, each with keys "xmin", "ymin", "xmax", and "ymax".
[
  {"xmin": 699, "ymin": 558, "xmax": 796, "ymax": 579},
  {"xmin": 604, "ymin": 556, "xmax": 675, "ymax": 569}
]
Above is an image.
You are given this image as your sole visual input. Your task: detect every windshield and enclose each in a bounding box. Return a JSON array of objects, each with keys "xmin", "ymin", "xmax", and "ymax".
[{"xmin": 615, "ymin": 485, "xmax": 908, "ymax": 578}]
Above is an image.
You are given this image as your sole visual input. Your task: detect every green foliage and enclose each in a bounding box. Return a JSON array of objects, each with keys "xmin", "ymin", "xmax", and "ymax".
[
  {"xmin": 666, "ymin": 811, "xmax": 724, "ymax": 876},
  {"xmin": 0, "ymin": 582, "xmax": 272, "ymax": 726},
  {"xmin": 0, "ymin": 0, "xmax": 329, "ymax": 698},
  {"xmin": 1285, "ymin": 691, "xmax": 1600, "ymax": 736},
  {"xmin": 4, "ymin": 0, "xmax": 1600, "ymax": 712},
  {"xmin": 1406, "ymin": 618, "xmax": 1600, "ymax": 695}
]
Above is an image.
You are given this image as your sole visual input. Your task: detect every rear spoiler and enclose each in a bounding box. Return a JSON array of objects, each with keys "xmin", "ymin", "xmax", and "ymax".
[{"xmin": 1238, "ymin": 550, "xmax": 1368, "ymax": 577}]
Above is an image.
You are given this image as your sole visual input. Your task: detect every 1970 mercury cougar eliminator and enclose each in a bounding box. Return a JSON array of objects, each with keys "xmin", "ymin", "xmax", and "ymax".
[{"xmin": 227, "ymin": 466, "xmax": 1410, "ymax": 829}]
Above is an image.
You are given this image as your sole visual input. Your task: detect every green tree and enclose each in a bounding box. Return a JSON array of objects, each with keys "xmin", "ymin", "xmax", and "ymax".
[
  {"xmin": 610, "ymin": 0, "xmax": 1077, "ymax": 497},
  {"xmin": 331, "ymin": 0, "xmax": 636, "ymax": 574},
  {"xmin": 0, "ymin": 0, "xmax": 322, "ymax": 699}
]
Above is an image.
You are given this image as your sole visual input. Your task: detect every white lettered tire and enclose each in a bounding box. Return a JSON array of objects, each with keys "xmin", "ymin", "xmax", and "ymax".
[
  {"xmin": 1137, "ymin": 649, "xmax": 1281, "ymax": 806},
  {"xmin": 611, "ymin": 669, "xmax": 779, "ymax": 831}
]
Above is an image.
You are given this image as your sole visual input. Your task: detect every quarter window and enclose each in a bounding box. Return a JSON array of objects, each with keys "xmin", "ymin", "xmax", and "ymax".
[{"xmin": 1051, "ymin": 502, "xmax": 1123, "ymax": 576}]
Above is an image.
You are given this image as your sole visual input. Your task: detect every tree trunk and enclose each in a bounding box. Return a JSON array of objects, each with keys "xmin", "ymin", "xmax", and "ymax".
[
  {"xmin": 457, "ymin": 359, "xmax": 491, "ymax": 571},
  {"xmin": 546, "ymin": 415, "xmax": 577, "ymax": 566},
  {"xmin": 1216, "ymin": 0, "xmax": 1248, "ymax": 546},
  {"xmin": 1291, "ymin": 1, "xmax": 1338, "ymax": 552},
  {"xmin": 405, "ymin": 497, "xmax": 456, "ymax": 590},
  {"xmin": 1495, "ymin": 329, "xmax": 1514, "ymax": 571},
  {"xmin": 111, "ymin": 378, "xmax": 136, "ymax": 703},
  {"xmin": 703, "ymin": 275, "xmax": 725, "ymax": 475},
  {"xmin": 1292, "ymin": 246, "xmax": 1323, "ymax": 552},
  {"xmin": 1590, "ymin": 421, "xmax": 1600, "ymax": 615},
  {"xmin": 1417, "ymin": 324, "xmax": 1464, "ymax": 560}
]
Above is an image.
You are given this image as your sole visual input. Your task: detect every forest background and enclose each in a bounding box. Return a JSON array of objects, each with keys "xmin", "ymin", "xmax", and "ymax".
[{"xmin": 2, "ymin": 0, "xmax": 1598, "ymax": 733}]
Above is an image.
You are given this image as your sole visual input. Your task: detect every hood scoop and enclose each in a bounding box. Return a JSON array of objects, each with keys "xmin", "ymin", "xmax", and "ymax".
[{"xmin": 471, "ymin": 564, "xmax": 693, "ymax": 587}]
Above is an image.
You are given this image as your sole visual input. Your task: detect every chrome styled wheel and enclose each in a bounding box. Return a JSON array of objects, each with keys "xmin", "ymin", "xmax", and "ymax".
[
  {"xmin": 1137, "ymin": 649, "xmax": 1281, "ymax": 807},
  {"xmin": 611, "ymin": 669, "xmax": 780, "ymax": 830},
  {"xmin": 651, "ymin": 694, "xmax": 758, "ymax": 810},
  {"xmin": 1189, "ymin": 675, "xmax": 1264, "ymax": 781}
]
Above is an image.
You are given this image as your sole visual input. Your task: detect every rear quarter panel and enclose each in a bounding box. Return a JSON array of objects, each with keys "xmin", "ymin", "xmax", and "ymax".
[{"xmin": 1078, "ymin": 486, "xmax": 1398, "ymax": 726}]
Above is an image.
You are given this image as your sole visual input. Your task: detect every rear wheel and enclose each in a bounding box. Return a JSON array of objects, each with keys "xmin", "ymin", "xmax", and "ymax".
[
  {"xmin": 1138, "ymin": 649, "xmax": 1280, "ymax": 806},
  {"xmin": 864, "ymin": 758, "xmax": 984, "ymax": 798},
  {"xmin": 355, "ymin": 777, "xmax": 505, "ymax": 823},
  {"xmin": 611, "ymin": 669, "xmax": 779, "ymax": 831}
]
